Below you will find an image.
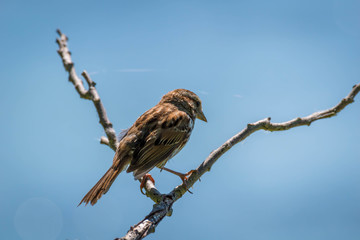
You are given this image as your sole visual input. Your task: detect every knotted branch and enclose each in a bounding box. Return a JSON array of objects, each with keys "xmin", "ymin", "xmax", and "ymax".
[{"xmin": 56, "ymin": 30, "xmax": 360, "ymax": 240}]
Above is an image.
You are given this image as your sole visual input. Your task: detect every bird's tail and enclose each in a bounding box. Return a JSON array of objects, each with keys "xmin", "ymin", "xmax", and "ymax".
[{"xmin": 79, "ymin": 166, "xmax": 121, "ymax": 206}]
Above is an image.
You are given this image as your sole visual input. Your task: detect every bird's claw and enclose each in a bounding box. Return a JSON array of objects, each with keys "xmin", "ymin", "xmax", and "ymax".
[
  {"xmin": 180, "ymin": 169, "xmax": 197, "ymax": 183},
  {"xmin": 179, "ymin": 169, "xmax": 198, "ymax": 194},
  {"xmin": 140, "ymin": 174, "xmax": 155, "ymax": 195}
]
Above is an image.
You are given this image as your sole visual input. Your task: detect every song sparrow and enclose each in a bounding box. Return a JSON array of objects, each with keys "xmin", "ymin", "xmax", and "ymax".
[{"xmin": 79, "ymin": 89, "xmax": 207, "ymax": 205}]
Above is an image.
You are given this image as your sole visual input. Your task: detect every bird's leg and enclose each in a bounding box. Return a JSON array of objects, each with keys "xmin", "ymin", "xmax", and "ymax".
[
  {"xmin": 161, "ymin": 167, "xmax": 197, "ymax": 185},
  {"xmin": 139, "ymin": 173, "xmax": 155, "ymax": 195}
]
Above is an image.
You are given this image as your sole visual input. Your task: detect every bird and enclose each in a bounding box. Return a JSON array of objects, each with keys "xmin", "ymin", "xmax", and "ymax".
[{"xmin": 79, "ymin": 89, "xmax": 207, "ymax": 206}]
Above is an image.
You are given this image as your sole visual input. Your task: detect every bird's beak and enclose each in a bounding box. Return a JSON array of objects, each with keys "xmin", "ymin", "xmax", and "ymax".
[{"xmin": 196, "ymin": 110, "xmax": 207, "ymax": 122}]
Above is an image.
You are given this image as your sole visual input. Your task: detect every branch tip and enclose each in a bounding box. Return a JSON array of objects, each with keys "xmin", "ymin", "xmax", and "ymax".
[
  {"xmin": 100, "ymin": 136, "xmax": 110, "ymax": 145},
  {"xmin": 81, "ymin": 70, "xmax": 95, "ymax": 86}
]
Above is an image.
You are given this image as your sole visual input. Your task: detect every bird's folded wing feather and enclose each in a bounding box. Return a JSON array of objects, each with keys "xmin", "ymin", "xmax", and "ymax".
[{"xmin": 127, "ymin": 111, "xmax": 192, "ymax": 179}]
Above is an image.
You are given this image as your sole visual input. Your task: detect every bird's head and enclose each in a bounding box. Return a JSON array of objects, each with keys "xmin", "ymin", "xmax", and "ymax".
[{"xmin": 160, "ymin": 89, "xmax": 207, "ymax": 122}]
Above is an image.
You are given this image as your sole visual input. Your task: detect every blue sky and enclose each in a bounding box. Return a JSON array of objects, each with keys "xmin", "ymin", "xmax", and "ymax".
[{"xmin": 1, "ymin": 0, "xmax": 360, "ymax": 239}]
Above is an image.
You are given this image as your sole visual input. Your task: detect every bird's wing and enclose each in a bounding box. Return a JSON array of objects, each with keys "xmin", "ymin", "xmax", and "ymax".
[{"xmin": 127, "ymin": 111, "xmax": 193, "ymax": 179}]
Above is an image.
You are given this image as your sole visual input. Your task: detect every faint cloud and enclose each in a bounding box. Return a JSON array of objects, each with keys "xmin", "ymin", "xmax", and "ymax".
[
  {"xmin": 233, "ymin": 94, "xmax": 243, "ymax": 98},
  {"xmin": 87, "ymin": 69, "xmax": 108, "ymax": 75},
  {"xmin": 198, "ymin": 90, "xmax": 209, "ymax": 95},
  {"xmin": 87, "ymin": 68, "xmax": 157, "ymax": 75},
  {"xmin": 88, "ymin": 71, "xmax": 100, "ymax": 75},
  {"xmin": 115, "ymin": 68, "xmax": 155, "ymax": 73}
]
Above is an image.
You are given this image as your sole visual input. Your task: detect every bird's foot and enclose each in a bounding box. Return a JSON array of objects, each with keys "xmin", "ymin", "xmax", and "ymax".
[
  {"xmin": 178, "ymin": 169, "xmax": 197, "ymax": 185},
  {"xmin": 140, "ymin": 173, "xmax": 155, "ymax": 195},
  {"xmin": 161, "ymin": 167, "xmax": 198, "ymax": 193},
  {"xmin": 179, "ymin": 170, "xmax": 198, "ymax": 194}
]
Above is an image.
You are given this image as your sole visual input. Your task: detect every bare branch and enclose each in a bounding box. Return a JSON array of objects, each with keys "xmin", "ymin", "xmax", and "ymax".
[
  {"xmin": 119, "ymin": 83, "xmax": 360, "ymax": 239},
  {"xmin": 56, "ymin": 29, "xmax": 118, "ymax": 151},
  {"xmin": 116, "ymin": 195, "xmax": 174, "ymax": 240},
  {"xmin": 55, "ymin": 30, "xmax": 360, "ymax": 240}
]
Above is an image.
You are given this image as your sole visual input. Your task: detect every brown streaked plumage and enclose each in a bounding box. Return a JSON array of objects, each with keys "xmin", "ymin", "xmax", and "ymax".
[{"xmin": 79, "ymin": 89, "xmax": 207, "ymax": 206}]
